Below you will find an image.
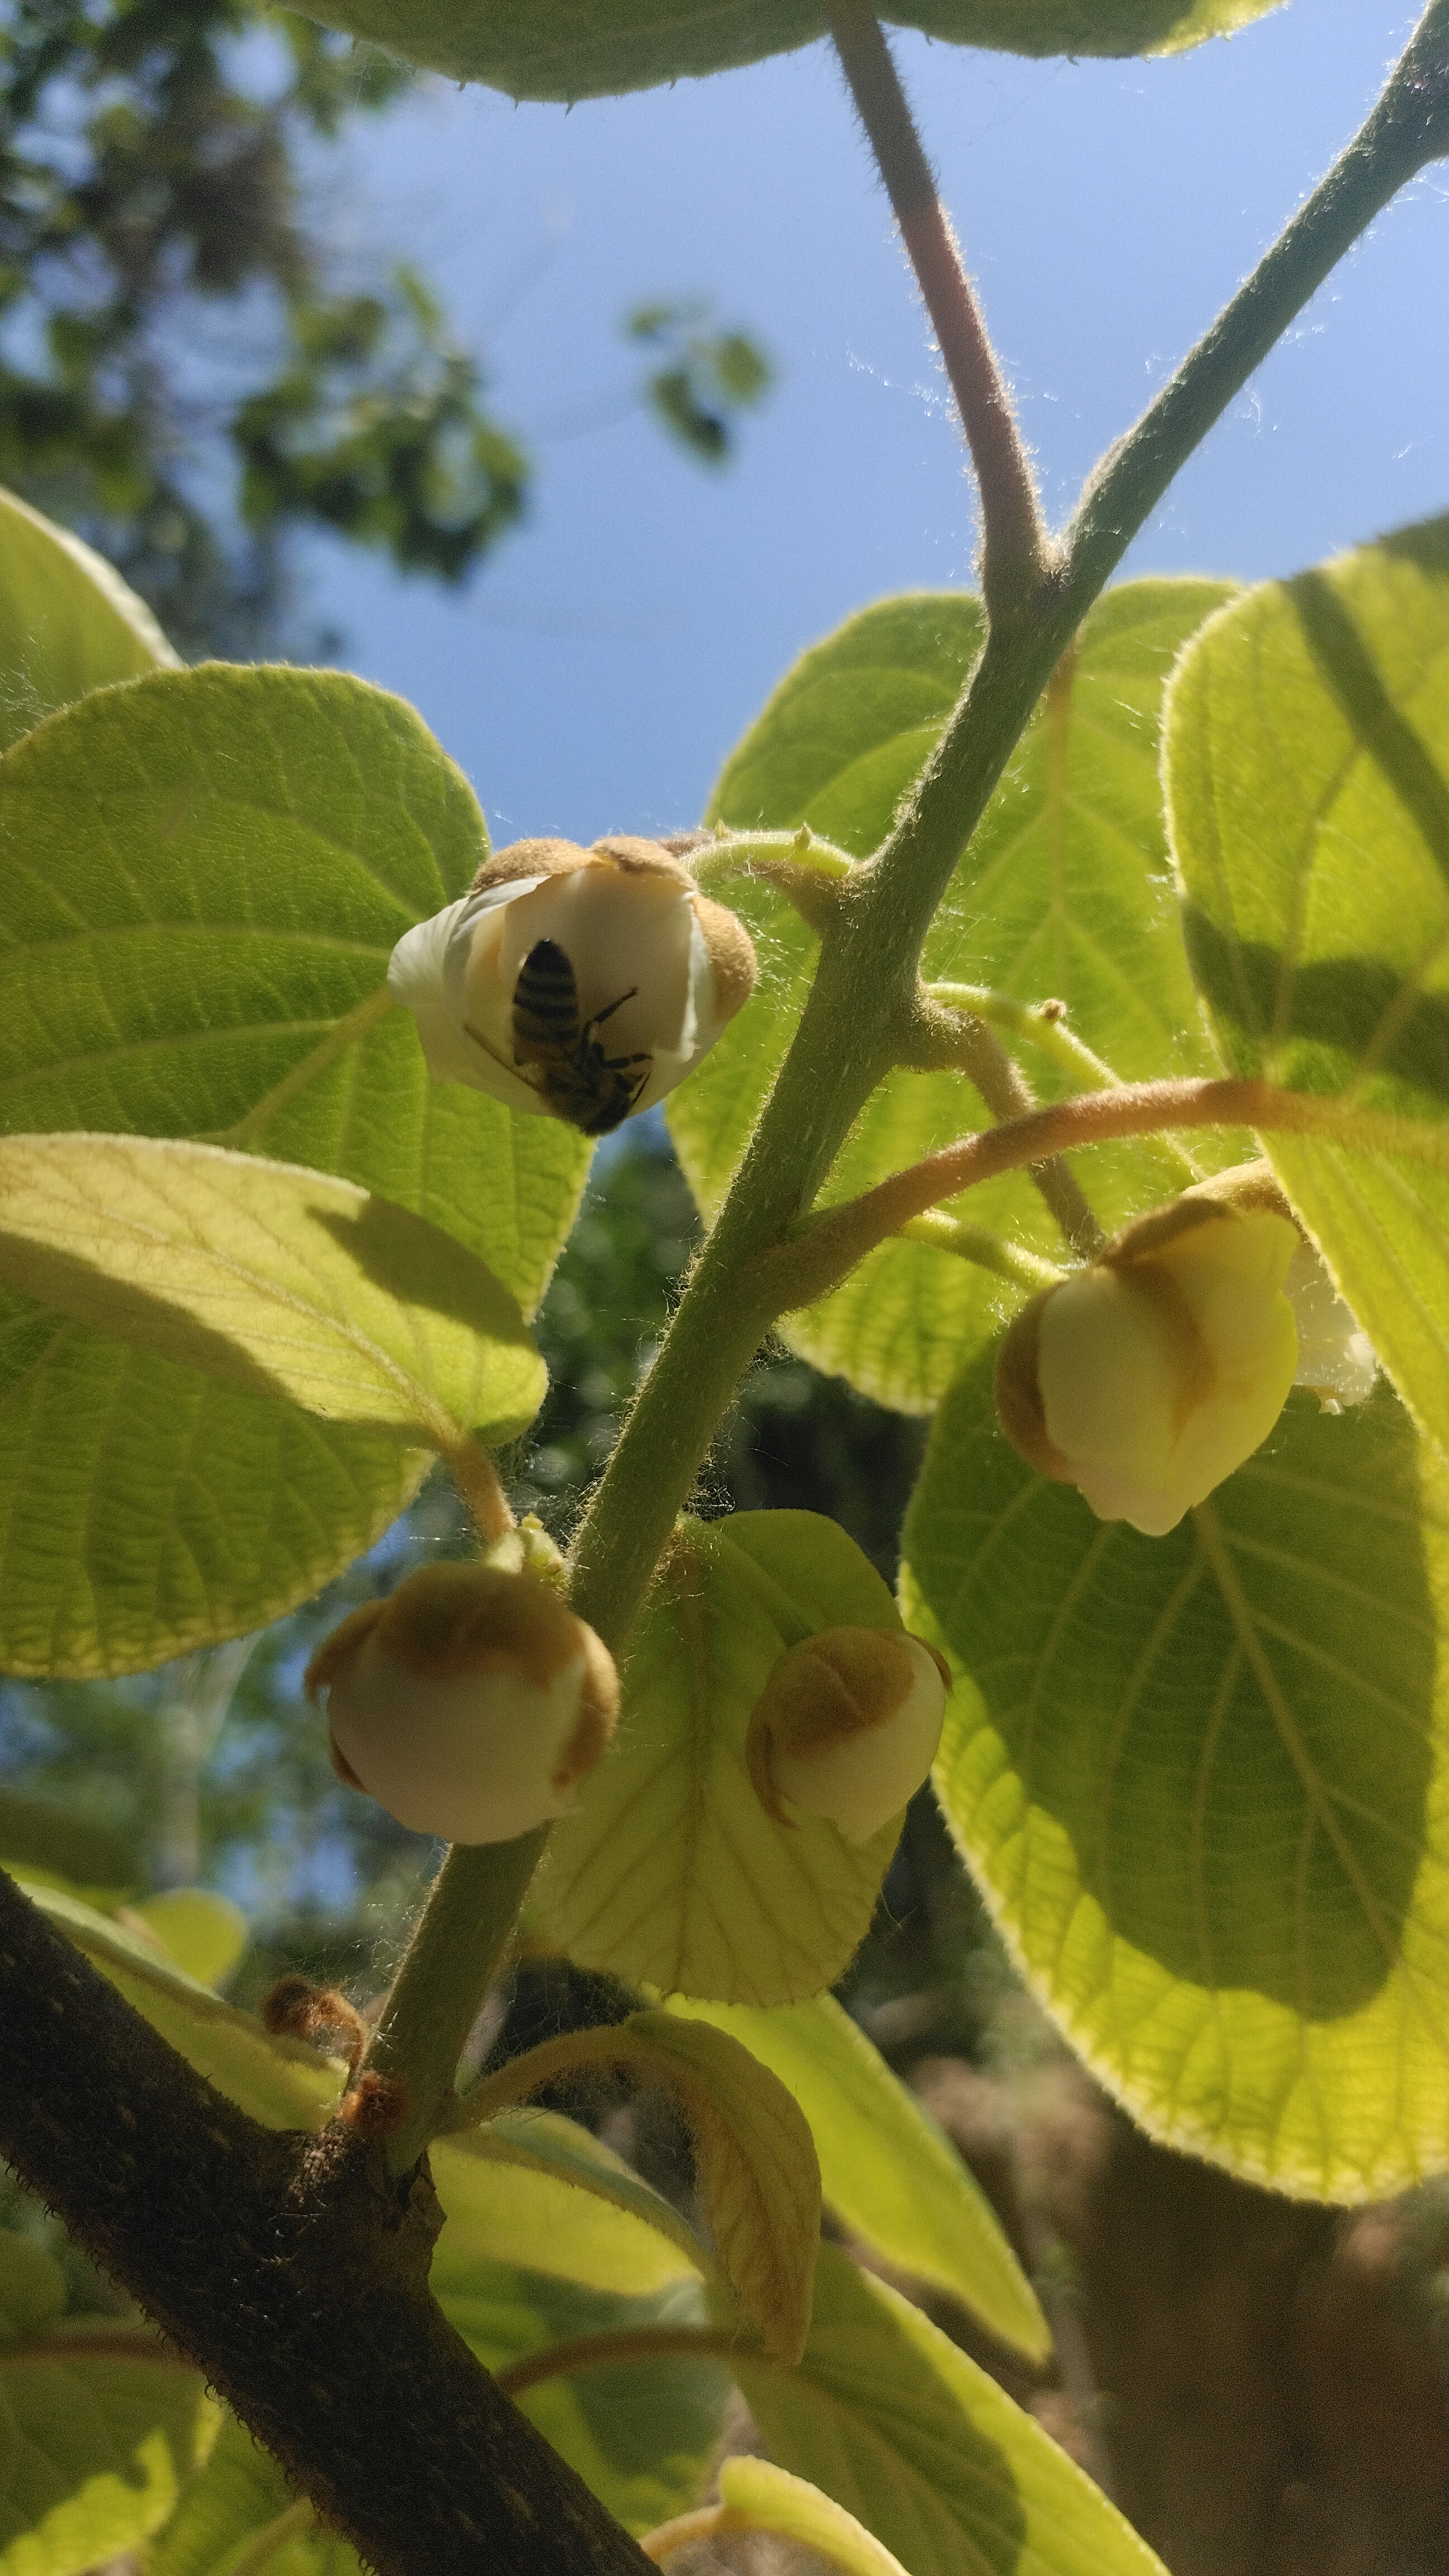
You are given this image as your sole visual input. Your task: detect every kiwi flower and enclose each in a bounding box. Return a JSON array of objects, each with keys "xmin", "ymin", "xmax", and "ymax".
[
  {"xmin": 387, "ymin": 835, "xmax": 756, "ymax": 1135},
  {"xmin": 746, "ymin": 1626, "xmax": 951, "ymax": 1844},
  {"xmin": 995, "ymin": 1165, "xmax": 1376, "ymax": 1537},
  {"xmin": 305, "ymin": 1564, "xmax": 618, "ymax": 1845}
]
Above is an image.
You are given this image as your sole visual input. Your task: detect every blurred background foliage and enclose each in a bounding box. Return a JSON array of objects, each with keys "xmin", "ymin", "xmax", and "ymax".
[{"xmin": 0, "ymin": 0, "xmax": 772, "ymax": 656}]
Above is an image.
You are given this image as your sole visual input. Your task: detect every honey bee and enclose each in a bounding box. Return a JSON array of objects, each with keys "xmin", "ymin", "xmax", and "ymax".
[{"xmin": 508, "ymin": 937, "xmax": 652, "ymax": 1135}]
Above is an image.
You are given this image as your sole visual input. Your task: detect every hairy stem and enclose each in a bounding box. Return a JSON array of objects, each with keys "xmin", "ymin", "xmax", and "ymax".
[
  {"xmin": 760, "ymin": 1075, "xmax": 1449, "ymax": 1310},
  {"xmin": 372, "ymin": 0, "xmax": 1449, "ymax": 2152},
  {"xmin": 825, "ymin": 0, "xmax": 1046, "ymax": 615},
  {"xmin": 359, "ymin": 1826, "xmax": 548, "ymax": 2174},
  {"xmin": 911, "ymin": 1000, "xmax": 1106, "ymax": 1256}
]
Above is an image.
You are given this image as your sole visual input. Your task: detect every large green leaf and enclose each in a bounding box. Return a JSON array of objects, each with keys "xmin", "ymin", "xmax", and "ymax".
[
  {"xmin": 0, "ymin": 665, "xmax": 586, "ymax": 1308},
  {"xmin": 0, "ymin": 1137, "xmax": 543, "ymax": 1448},
  {"xmin": 0, "ymin": 1330, "xmax": 427, "ymax": 1679},
  {"xmin": 737, "ymin": 2242, "xmax": 1164, "ymax": 2576},
  {"xmin": 902, "ymin": 1352, "xmax": 1449, "ymax": 2200},
  {"xmin": 288, "ymin": 0, "xmax": 1284, "ymax": 101},
  {"xmin": 662, "ymin": 1992, "xmax": 1048, "ymax": 2360},
  {"xmin": 672, "ymin": 581, "xmax": 1234, "ymax": 1411},
  {"xmin": 0, "ymin": 2315, "xmax": 214, "ymax": 2576},
  {"xmin": 24, "ymin": 1885, "xmax": 346, "ymax": 2130},
  {"xmin": 433, "ymin": 2259, "xmax": 731, "ymax": 2540},
  {"xmin": 536, "ymin": 1510, "xmax": 904, "ymax": 2005},
  {"xmin": 0, "ymin": 486, "xmax": 178, "ymax": 756},
  {"xmin": 1167, "ymin": 515, "xmax": 1449, "ymax": 1467},
  {"xmin": 431, "ymin": 2113, "xmax": 707, "ymax": 2297},
  {"xmin": 0, "ymin": 663, "xmax": 585, "ymax": 1675},
  {"xmin": 145, "ymin": 2415, "xmax": 359, "ymax": 2576}
]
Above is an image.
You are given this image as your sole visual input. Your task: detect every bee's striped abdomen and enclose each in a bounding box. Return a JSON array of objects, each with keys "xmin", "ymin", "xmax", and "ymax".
[{"xmin": 512, "ymin": 938, "xmax": 581, "ymax": 1059}]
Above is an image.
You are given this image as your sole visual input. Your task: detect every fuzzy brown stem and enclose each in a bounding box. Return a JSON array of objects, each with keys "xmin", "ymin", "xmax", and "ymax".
[
  {"xmin": 754, "ymin": 1076, "xmax": 1437, "ymax": 1310},
  {"xmin": 825, "ymin": 0, "xmax": 1046, "ymax": 614},
  {"xmin": 0, "ymin": 1867, "xmax": 649, "ymax": 2576}
]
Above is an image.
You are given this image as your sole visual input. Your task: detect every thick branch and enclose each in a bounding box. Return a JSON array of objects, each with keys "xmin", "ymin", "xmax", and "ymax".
[
  {"xmin": 0, "ymin": 1868, "xmax": 648, "ymax": 2576},
  {"xmin": 825, "ymin": 0, "xmax": 1046, "ymax": 614}
]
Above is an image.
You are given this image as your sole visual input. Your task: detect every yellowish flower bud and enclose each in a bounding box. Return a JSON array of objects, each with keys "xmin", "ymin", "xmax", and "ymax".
[
  {"xmin": 304, "ymin": 1565, "xmax": 618, "ymax": 1844},
  {"xmin": 996, "ymin": 1190, "xmax": 1301, "ymax": 1536},
  {"xmin": 746, "ymin": 1627, "xmax": 951, "ymax": 1845},
  {"xmin": 387, "ymin": 835, "xmax": 756, "ymax": 1135}
]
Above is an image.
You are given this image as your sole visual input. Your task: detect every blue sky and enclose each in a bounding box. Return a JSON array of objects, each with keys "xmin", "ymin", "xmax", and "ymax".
[{"xmin": 304, "ymin": 4, "xmax": 1446, "ymax": 846}]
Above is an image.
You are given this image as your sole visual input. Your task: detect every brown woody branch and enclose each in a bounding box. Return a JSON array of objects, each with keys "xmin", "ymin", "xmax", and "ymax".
[{"xmin": 0, "ymin": 1865, "xmax": 649, "ymax": 2576}]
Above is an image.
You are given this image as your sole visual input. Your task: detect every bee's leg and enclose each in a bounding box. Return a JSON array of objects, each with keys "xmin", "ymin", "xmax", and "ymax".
[
  {"xmin": 600, "ymin": 1049, "xmax": 652, "ymax": 1072},
  {"xmin": 585, "ymin": 986, "xmax": 640, "ymax": 1038}
]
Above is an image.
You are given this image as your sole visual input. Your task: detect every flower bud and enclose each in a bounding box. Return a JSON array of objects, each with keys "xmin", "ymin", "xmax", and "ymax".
[
  {"xmin": 996, "ymin": 1188, "xmax": 1301, "ymax": 1536},
  {"xmin": 304, "ymin": 1564, "xmax": 618, "ymax": 1844},
  {"xmin": 387, "ymin": 835, "xmax": 756, "ymax": 1135},
  {"xmin": 746, "ymin": 1627, "xmax": 951, "ymax": 1845}
]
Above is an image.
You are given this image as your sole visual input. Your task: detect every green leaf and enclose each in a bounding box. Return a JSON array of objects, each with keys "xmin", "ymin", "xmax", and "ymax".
[
  {"xmin": 130, "ymin": 1892, "xmax": 249, "ymax": 1990},
  {"xmin": 145, "ymin": 2414, "xmax": 359, "ymax": 2576},
  {"xmin": 709, "ymin": 2456, "xmax": 912, "ymax": 2576},
  {"xmin": 0, "ymin": 1335, "xmax": 426, "ymax": 1680},
  {"xmin": 0, "ymin": 2327, "xmax": 214, "ymax": 2576},
  {"xmin": 430, "ymin": 2113, "xmax": 707, "ymax": 2298},
  {"xmin": 433, "ymin": 2260, "xmax": 731, "ymax": 2540},
  {"xmin": 0, "ymin": 1788, "xmax": 136, "ymax": 1898},
  {"xmin": 25, "ymin": 1885, "xmax": 345, "ymax": 2131},
  {"xmin": 673, "ymin": 580, "xmax": 1235, "ymax": 1410},
  {"xmin": 0, "ymin": 663, "xmax": 587, "ymax": 1677},
  {"xmin": 737, "ymin": 2242, "xmax": 1164, "ymax": 2576},
  {"xmin": 0, "ymin": 664, "xmax": 588, "ymax": 1310},
  {"xmin": 287, "ymin": 0, "xmax": 1285, "ymax": 101},
  {"xmin": 1167, "ymin": 515, "xmax": 1449, "ymax": 1467},
  {"xmin": 902, "ymin": 1351, "xmax": 1449, "ymax": 2200},
  {"xmin": 661, "ymin": 1993, "xmax": 1048, "ymax": 2361},
  {"xmin": 0, "ymin": 1136, "xmax": 544, "ymax": 1450},
  {"xmin": 0, "ymin": 486, "xmax": 178, "ymax": 756},
  {"xmin": 463, "ymin": 2006, "xmax": 821, "ymax": 2363},
  {"xmin": 536, "ymin": 1510, "xmax": 905, "ymax": 2004}
]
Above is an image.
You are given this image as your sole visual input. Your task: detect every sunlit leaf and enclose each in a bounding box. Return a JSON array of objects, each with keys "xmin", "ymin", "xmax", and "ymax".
[
  {"xmin": 432, "ymin": 2112, "xmax": 707, "ymax": 2298},
  {"xmin": 707, "ymin": 2456, "xmax": 912, "ymax": 2576},
  {"xmin": 288, "ymin": 0, "xmax": 1286, "ymax": 101},
  {"xmin": 0, "ymin": 664, "xmax": 586, "ymax": 1675},
  {"xmin": 466, "ymin": 2007, "xmax": 820, "ymax": 2363},
  {"xmin": 145, "ymin": 2414, "xmax": 359, "ymax": 2576},
  {"xmin": 737, "ymin": 2243, "xmax": 1164, "ymax": 2576},
  {"xmin": 537, "ymin": 1510, "xmax": 904, "ymax": 2004},
  {"xmin": 26, "ymin": 1885, "xmax": 345, "ymax": 2130},
  {"xmin": 662, "ymin": 1992, "xmax": 1047, "ymax": 2359},
  {"xmin": 0, "ymin": 1136, "xmax": 544, "ymax": 1449},
  {"xmin": 0, "ymin": 486, "xmax": 177, "ymax": 756},
  {"xmin": 130, "ymin": 1891, "xmax": 248, "ymax": 1990},
  {"xmin": 902, "ymin": 1350, "xmax": 1449, "ymax": 2199},
  {"xmin": 1167, "ymin": 514, "xmax": 1449, "ymax": 1466},
  {"xmin": 673, "ymin": 581, "xmax": 1235, "ymax": 1409},
  {"xmin": 0, "ymin": 2306, "xmax": 215, "ymax": 2576}
]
